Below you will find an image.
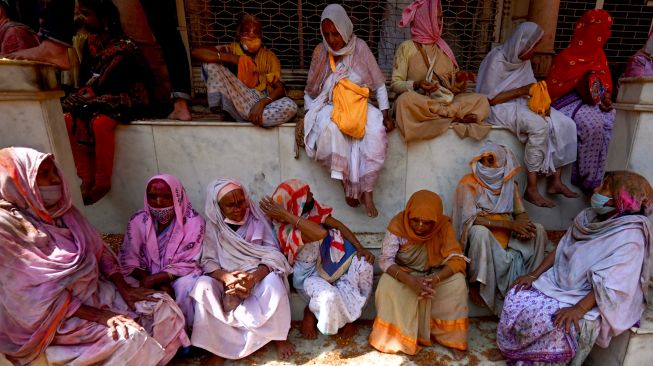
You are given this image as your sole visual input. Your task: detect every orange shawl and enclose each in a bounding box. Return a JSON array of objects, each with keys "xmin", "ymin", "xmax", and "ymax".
[{"xmin": 388, "ymin": 190, "xmax": 466, "ymax": 274}]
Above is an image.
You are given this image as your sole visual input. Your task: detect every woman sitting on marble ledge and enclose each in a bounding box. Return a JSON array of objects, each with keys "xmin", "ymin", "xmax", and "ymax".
[
  {"xmin": 0, "ymin": 147, "xmax": 189, "ymax": 366},
  {"xmin": 191, "ymin": 14, "xmax": 298, "ymax": 127},
  {"xmin": 119, "ymin": 174, "xmax": 205, "ymax": 331},
  {"xmin": 61, "ymin": 0, "xmax": 154, "ymax": 205},
  {"xmin": 498, "ymin": 170, "xmax": 653, "ymax": 366},
  {"xmin": 391, "ymin": 0, "xmax": 491, "ymax": 143},
  {"xmin": 452, "ymin": 142, "xmax": 548, "ymax": 316},
  {"xmin": 476, "ymin": 21, "xmax": 578, "ymax": 208},
  {"xmin": 303, "ymin": 4, "xmax": 395, "ymax": 218},
  {"xmin": 260, "ymin": 179, "xmax": 375, "ymax": 340},
  {"xmin": 189, "ymin": 178, "xmax": 294, "ymax": 366}
]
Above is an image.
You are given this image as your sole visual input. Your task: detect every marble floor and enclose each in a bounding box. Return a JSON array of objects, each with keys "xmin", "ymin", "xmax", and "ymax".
[{"xmin": 169, "ymin": 318, "xmax": 505, "ymax": 366}]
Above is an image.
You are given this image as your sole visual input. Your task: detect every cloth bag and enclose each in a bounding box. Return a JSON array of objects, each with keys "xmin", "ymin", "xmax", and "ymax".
[{"xmin": 329, "ymin": 54, "xmax": 369, "ymax": 139}]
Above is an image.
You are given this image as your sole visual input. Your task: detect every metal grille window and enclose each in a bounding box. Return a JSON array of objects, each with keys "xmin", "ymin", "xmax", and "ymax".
[{"xmin": 184, "ymin": 0, "xmax": 500, "ymax": 74}]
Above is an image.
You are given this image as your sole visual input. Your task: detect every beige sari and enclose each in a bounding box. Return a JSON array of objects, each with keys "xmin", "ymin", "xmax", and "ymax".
[
  {"xmin": 392, "ymin": 40, "xmax": 491, "ymax": 142},
  {"xmin": 369, "ymin": 238, "xmax": 468, "ymax": 354}
]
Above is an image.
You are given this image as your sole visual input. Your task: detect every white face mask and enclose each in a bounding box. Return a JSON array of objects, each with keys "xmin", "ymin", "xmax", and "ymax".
[{"xmin": 39, "ymin": 185, "xmax": 63, "ymax": 207}]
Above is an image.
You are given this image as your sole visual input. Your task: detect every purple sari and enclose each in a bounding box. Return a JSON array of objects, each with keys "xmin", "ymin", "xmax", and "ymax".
[{"xmin": 552, "ymin": 92, "xmax": 615, "ymax": 192}]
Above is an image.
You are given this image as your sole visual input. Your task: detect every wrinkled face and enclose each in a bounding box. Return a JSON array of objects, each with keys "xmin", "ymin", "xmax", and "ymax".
[
  {"xmin": 479, "ymin": 154, "xmax": 497, "ymax": 168},
  {"xmin": 321, "ymin": 19, "xmax": 345, "ymax": 51},
  {"xmin": 36, "ymin": 158, "xmax": 62, "ymax": 187},
  {"xmin": 409, "ymin": 216, "xmax": 436, "ymax": 236},
  {"xmin": 147, "ymin": 179, "xmax": 173, "ymax": 209},
  {"xmin": 239, "ymin": 20, "xmax": 263, "ymax": 40},
  {"xmin": 218, "ymin": 189, "xmax": 248, "ymax": 222},
  {"xmin": 518, "ymin": 38, "xmax": 541, "ymax": 60},
  {"xmin": 77, "ymin": 4, "xmax": 104, "ymax": 34}
]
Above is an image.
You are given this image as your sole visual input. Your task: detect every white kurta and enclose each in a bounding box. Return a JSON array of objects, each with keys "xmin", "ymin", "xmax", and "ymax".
[
  {"xmin": 190, "ymin": 273, "xmax": 291, "ymax": 359},
  {"xmin": 293, "ymin": 241, "xmax": 374, "ymax": 335}
]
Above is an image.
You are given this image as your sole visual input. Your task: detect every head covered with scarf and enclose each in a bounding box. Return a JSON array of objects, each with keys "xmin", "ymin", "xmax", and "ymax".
[
  {"xmin": 200, "ymin": 178, "xmax": 291, "ymax": 277},
  {"xmin": 452, "ymin": 142, "xmax": 522, "ymax": 244},
  {"xmin": 272, "ymin": 179, "xmax": 335, "ymax": 265},
  {"xmin": 120, "ymin": 174, "xmax": 205, "ymax": 278},
  {"xmin": 388, "ymin": 190, "xmax": 467, "ymax": 273},
  {"xmin": 0, "ymin": 147, "xmax": 119, "ymax": 364},
  {"xmin": 547, "ymin": 9, "xmax": 613, "ymax": 101},
  {"xmin": 476, "ymin": 21, "xmax": 543, "ymax": 99},
  {"xmin": 399, "ymin": 0, "xmax": 457, "ymax": 67},
  {"xmin": 304, "ymin": 4, "xmax": 386, "ymax": 98}
]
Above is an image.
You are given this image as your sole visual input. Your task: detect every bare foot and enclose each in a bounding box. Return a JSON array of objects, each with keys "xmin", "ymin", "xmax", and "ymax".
[
  {"xmin": 468, "ymin": 284, "xmax": 486, "ymax": 308},
  {"xmin": 450, "ymin": 348, "xmax": 466, "ymax": 360},
  {"xmin": 524, "ymin": 188, "xmax": 555, "ymax": 208},
  {"xmin": 345, "ymin": 196, "xmax": 360, "ymax": 207},
  {"xmin": 546, "ymin": 182, "xmax": 579, "ymax": 198},
  {"xmin": 6, "ymin": 40, "xmax": 71, "ymax": 70},
  {"xmin": 337, "ymin": 322, "xmax": 357, "ymax": 339},
  {"xmin": 168, "ymin": 98, "xmax": 192, "ymax": 121},
  {"xmin": 301, "ymin": 306, "xmax": 318, "ymax": 340},
  {"xmin": 361, "ymin": 191, "xmax": 378, "ymax": 218},
  {"xmin": 275, "ymin": 340, "xmax": 295, "ymax": 359},
  {"xmin": 201, "ymin": 354, "xmax": 225, "ymax": 366}
]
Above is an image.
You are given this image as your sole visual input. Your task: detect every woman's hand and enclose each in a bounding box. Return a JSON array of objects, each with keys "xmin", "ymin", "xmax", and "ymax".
[
  {"xmin": 553, "ymin": 305, "xmax": 586, "ymax": 333},
  {"xmin": 382, "ymin": 110, "xmax": 395, "ymax": 132},
  {"xmin": 259, "ymin": 196, "xmax": 291, "ymax": 223},
  {"xmin": 117, "ymin": 285, "xmax": 160, "ymax": 310},
  {"xmin": 417, "ymin": 79, "xmax": 439, "ymax": 94},
  {"xmin": 510, "ymin": 217, "xmax": 537, "ymax": 240},
  {"xmin": 599, "ymin": 92, "xmax": 613, "ymax": 112},
  {"xmin": 404, "ymin": 274, "xmax": 435, "ymax": 300},
  {"xmin": 355, "ymin": 247, "xmax": 375, "ymax": 264},
  {"xmin": 248, "ymin": 99, "xmax": 269, "ymax": 126},
  {"xmin": 511, "ymin": 274, "xmax": 537, "ymax": 292},
  {"xmin": 104, "ymin": 313, "xmax": 143, "ymax": 341}
]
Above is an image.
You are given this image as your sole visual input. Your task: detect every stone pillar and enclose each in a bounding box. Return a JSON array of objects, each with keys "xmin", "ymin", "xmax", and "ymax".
[
  {"xmin": 606, "ymin": 76, "xmax": 653, "ymax": 184},
  {"xmin": 0, "ymin": 60, "xmax": 84, "ymax": 208},
  {"xmin": 528, "ymin": 0, "xmax": 561, "ymax": 78}
]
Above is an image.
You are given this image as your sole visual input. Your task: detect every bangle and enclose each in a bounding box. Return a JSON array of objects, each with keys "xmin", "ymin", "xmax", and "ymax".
[
  {"xmin": 263, "ymin": 96, "xmax": 272, "ymax": 102},
  {"xmin": 295, "ymin": 217, "xmax": 301, "ymax": 227},
  {"xmin": 577, "ymin": 303, "xmax": 589, "ymax": 312},
  {"xmin": 167, "ymin": 272, "xmax": 174, "ymax": 281},
  {"xmin": 217, "ymin": 51, "xmax": 221, "ymax": 61},
  {"xmin": 434, "ymin": 273, "xmax": 441, "ymax": 283},
  {"xmin": 527, "ymin": 274, "xmax": 537, "ymax": 280},
  {"xmin": 392, "ymin": 268, "xmax": 401, "ymax": 280}
]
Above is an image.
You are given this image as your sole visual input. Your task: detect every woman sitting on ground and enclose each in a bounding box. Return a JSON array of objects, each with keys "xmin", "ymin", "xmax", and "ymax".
[
  {"xmin": 369, "ymin": 190, "xmax": 469, "ymax": 359},
  {"xmin": 119, "ymin": 174, "xmax": 205, "ymax": 329},
  {"xmin": 547, "ymin": 9, "xmax": 616, "ymax": 193},
  {"xmin": 62, "ymin": 0, "xmax": 154, "ymax": 205},
  {"xmin": 452, "ymin": 142, "xmax": 548, "ymax": 315},
  {"xmin": 392, "ymin": 0, "xmax": 490, "ymax": 142},
  {"xmin": 498, "ymin": 171, "xmax": 653, "ymax": 365},
  {"xmin": 476, "ymin": 22, "xmax": 578, "ymax": 208},
  {"xmin": 0, "ymin": 147, "xmax": 189, "ymax": 366},
  {"xmin": 260, "ymin": 179, "xmax": 375, "ymax": 339},
  {"xmin": 192, "ymin": 14, "xmax": 297, "ymax": 127},
  {"xmin": 624, "ymin": 31, "xmax": 653, "ymax": 78},
  {"xmin": 189, "ymin": 178, "xmax": 294, "ymax": 366},
  {"xmin": 303, "ymin": 4, "xmax": 394, "ymax": 218}
]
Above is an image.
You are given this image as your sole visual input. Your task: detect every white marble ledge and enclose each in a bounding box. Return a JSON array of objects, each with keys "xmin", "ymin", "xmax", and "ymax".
[
  {"xmin": 0, "ymin": 90, "xmax": 65, "ymax": 101},
  {"xmin": 614, "ymin": 103, "xmax": 653, "ymax": 112},
  {"xmin": 619, "ymin": 76, "xmax": 653, "ymax": 84}
]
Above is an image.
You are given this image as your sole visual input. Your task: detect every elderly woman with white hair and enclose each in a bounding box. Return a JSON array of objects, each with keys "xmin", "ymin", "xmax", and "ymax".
[
  {"xmin": 189, "ymin": 178, "xmax": 294, "ymax": 366},
  {"xmin": 303, "ymin": 4, "xmax": 394, "ymax": 218}
]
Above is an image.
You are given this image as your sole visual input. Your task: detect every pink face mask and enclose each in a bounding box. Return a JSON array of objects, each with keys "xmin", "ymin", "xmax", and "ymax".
[
  {"xmin": 224, "ymin": 208, "xmax": 249, "ymax": 226},
  {"xmin": 149, "ymin": 205, "xmax": 175, "ymax": 225}
]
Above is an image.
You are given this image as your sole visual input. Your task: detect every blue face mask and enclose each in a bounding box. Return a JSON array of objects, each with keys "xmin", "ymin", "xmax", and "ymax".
[{"xmin": 590, "ymin": 192, "xmax": 616, "ymax": 215}]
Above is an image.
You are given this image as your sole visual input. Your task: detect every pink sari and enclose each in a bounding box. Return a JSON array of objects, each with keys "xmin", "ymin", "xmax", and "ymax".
[
  {"xmin": 120, "ymin": 174, "xmax": 205, "ymax": 326},
  {"xmin": 0, "ymin": 148, "xmax": 189, "ymax": 366}
]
